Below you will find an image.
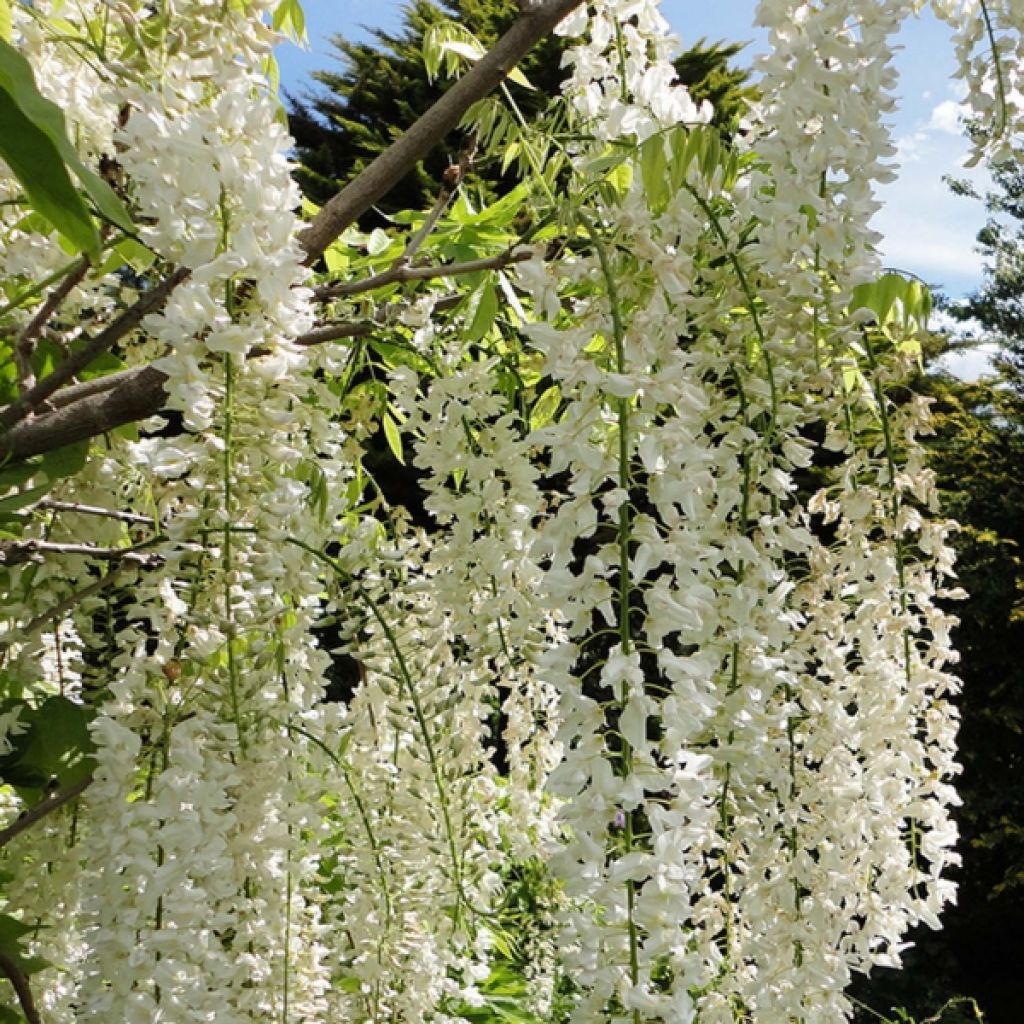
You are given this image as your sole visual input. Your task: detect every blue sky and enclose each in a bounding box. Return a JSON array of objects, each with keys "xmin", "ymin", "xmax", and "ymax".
[{"xmin": 276, "ymin": 1, "xmax": 991, "ymax": 309}]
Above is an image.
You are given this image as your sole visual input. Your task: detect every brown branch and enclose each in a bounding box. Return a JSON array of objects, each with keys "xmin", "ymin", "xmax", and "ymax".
[
  {"xmin": 297, "ymin": 0, "xmax": 587, "ymax": 263},
  {"xmin": 0, "ymin": 363, "xmax": 167, "ymax": 462},
  {"xmin": 46, "ymin": 367, "xmax": 133, "ymax": 409},
  {"xmin": 14, "ymin": 256, "xmax": 92, "ymax": 391},
  {"xmin": 0, "ymin": 266, "xmax": 189, "ymax": 429},
  {"xmin": 0, "ymin": 775, "xmax": 92, "ymax": 852},
  {"xmin": 314, "ymin": 248, "xmax": 535, "ymax": 302},
  {"xmin": 0, "ymin": 950, "xmax": 42, "ymax": 1024},
  {"xmin": 398, "ymin": 133, "xmax": 478, "ymax": 267},
  {"xmin": 295, "ymin": 323, "xmax": 377, "ymax": 348}
]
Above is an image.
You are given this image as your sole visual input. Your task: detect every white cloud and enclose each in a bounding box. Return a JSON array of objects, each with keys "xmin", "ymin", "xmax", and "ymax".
[
  {"xmin": 927, "ymin": 99, "xmax": 968, "ymax": 134},
  {"xmin": 874, "ymin": 98, "xmax": 991, "ymax": 296}
]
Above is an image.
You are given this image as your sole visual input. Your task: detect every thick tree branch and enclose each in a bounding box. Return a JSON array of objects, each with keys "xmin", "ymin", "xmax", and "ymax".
[
  {"xmin": 0, "ymin": 363, "xmax": 166, "ymax": 461},
  {"xmin": 297, "ymin": 0, "xmax": 586, "ymax": 263}
]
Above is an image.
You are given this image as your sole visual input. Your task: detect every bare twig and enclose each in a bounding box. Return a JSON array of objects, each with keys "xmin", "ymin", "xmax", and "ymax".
[
  {"xmin": 298, "ymin": 0, "xmax": 587, "ymax": 263},
  {"xmin": 399, "ymin": 133, "xmax": 478, "ymax": 267},
  {"xmin": 37, "ymin": 499, "xmax": 156, "ymax": 525},
  {"xmin": 0, "ymin": 267, "xmax": 189, "ymax": 429},
  {"xmin": 14, "ymin": 256, "xmax": 92, "ymax": 392},
  {"xmin": 295, "ymin": 322, "xmax": 377, "ymax": 347},
  {"xmin": 0, "ymin": 775, "xmax": 93, "ymax": 852},
  {"xmin": 0, "ymin": 950, "xmax": 42, "ymax": 1024},
  {"xmin": 314, "ymin": 248, "xmax": 535, "ymax": 302},
  {"xmin": 0, "ymin": 538, "xmax": 159, "ymax": 566}
]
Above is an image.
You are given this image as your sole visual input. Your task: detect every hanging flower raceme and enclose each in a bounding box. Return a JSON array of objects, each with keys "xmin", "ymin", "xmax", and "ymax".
[
  {"xmin": 928, "ymin": 0, "xmax": 1024, "ymax": 164},
  {"xmin": 502, "ymin": 1, "xmax": 965, "ymax": 1021},
  {"xmin": 0, "ymin": 0, "xmax": 993, "ymax": 1020},
  {"xmin": 0, "ymin": 0, "xmax": 354, "ymax": 1019}
]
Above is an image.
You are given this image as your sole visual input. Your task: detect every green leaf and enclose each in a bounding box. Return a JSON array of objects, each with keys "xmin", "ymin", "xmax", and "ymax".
[
  {"xmin": 604, "ymin": 158, "xmax": 633, "ymax": 197},
  {"xmin": 0, "ymin": 84, "xmax": 99, "ymax": 254},
  {"xmin": 0, "ymin": 483, "xmax": 48, "ymax": 519},
  {"xmin": 0, "ymin": 462, "xmax": 39, "ymax": 495},
  {"xmin": 529, "ymin": 385, "xmax": 561, "ymax": 432},
  {"xmin": 0, "ymin": 913, "xmax": 49, "ymax": 977},
  {"xmin": 366, "ymin": 227, "xmax": 390, "ymax": 257},
  {"xmin": 272, "ymin": 0, "xmax": 305, "ymax": 42},
  {"xmin": 0, "ymin": 0, "xmax": 11, "ymax": 44},
  {"xmin": 507, "ymin": 65, "xmax": 534, "ymax": 91},
  {"xmin": 381, "ymin": 412, "xmax": 404, "ymax": 465},
  {"xmin": 98, "ymin": 236, "xmax": 155, "ymax": 275},
  {"xmin": 324, "ymin": 243, "xmax": 349, "ymax": 274},
  {"xmin": 0, "ymin": 38, "xmax": 133, "ymax": 239},
  {"xmin": 39, "ymin": 439, "xmax": 88, "ymax": 482},
  {"xmin": 641, "ymin": 134, "xmax": 669, "ymax": 214},
  {"xmin": 0, "ymin": 696, "xmax": 96, "ymax": 791},
  {"xmin": 467, "ymin": 282, "xmax": 498, "ymax": 343}
]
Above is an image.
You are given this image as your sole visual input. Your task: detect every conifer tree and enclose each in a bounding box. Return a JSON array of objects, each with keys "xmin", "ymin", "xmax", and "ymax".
[{"xmin": 287, "ymin": 0, "xmax": 753, "ymax": 211}]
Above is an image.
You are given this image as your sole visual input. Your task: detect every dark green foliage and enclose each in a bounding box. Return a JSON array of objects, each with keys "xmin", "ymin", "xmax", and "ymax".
[{"xmin": 287, "ymin": 0, "xmax": 754, "ymax": 213}]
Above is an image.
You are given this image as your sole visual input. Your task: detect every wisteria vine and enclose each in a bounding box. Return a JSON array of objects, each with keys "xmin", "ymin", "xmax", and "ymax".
[{"xmin": 0, "ymin": 0, "xmax": 1015, "ymax": 1021}]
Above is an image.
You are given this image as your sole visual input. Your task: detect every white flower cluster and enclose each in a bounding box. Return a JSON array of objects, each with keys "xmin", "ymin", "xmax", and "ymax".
[
  {"xmin": 929, "ymin": 0, "xmax": 1024, "ymax": 163},
  {"xmin": 556, "ymin": 0, "xmax": 712, "ymax": 139},
  {"xmin": 1, "ymin": 1, "xmax": 349, "ymax": 1019},
  {"xmin": 0, "ymin": 0, "xmax": 988, "ymax": 1020},
  {"xmin": 505, "ymin": 2, "xmax": 963, "ymax": 1021}
]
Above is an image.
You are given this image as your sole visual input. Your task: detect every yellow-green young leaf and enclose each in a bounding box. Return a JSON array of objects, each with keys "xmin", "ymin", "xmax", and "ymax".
[
  {"xmin": 381, "ymin": 412, "xmax": 404, "ymax": 465},
  {"xmin": 605, "ymin": 159, "xmax": 633, "ymax": 197},
  {"xmin": 530, "ymin": 385, "xmax": 562, "ymax": 432},
  {"xmin": 324, "ymin": 244, "xmax": 349, "ymax": 274},
  {"xmin": 0, "ymin": 0, "xmax": 11, "ymax": 43},
  {"xmin": 97, "ymin": 236, "xmax": 156, "ymax": 275},
  {"xmin": 271, "ymin": 0, "xmax": 305, "ymax": 43},
  {"xmin": 507, "ymin": 65, "xmax": 534, "ymax": 90},
  {"xmin": 440, "ymin": 39, "xmax": 485, "ymax": 63},
  {"xmin": 263, "ymin": 52, "xmax": 281, "ymax": 93},
  {"xmin": 467, "ymin": 282, "xmax": 498, "ymax": 342},
  {"xmin": 640, "ymin": 134, "xmax": 668, "ymax": 213},
  {"xmin": 422, "ymin": 24, "xmax": 443, "ymax": 82},
  {"xmin": 501, "ymin": 140, "xmax": 521, "ymax": 175}
]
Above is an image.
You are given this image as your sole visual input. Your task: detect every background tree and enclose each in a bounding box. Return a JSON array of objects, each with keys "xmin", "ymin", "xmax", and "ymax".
[
  {"xmin": 947, "ymin": 164, "xmax": 1024, "ymax": 378},
  {"xmin": 287, "ymin": 0, "xmax": 754, "ymax": 212},
  {"xmin": 852, "ymin": 168, "xmax": 1024, "ymax": 1024}
]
